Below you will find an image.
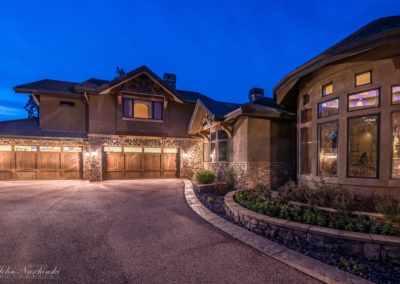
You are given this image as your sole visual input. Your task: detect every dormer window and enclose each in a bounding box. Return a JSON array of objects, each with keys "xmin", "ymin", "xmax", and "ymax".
[{"xmin": 123, "ymin": 98, "xmax": 163, "ymax": 120}]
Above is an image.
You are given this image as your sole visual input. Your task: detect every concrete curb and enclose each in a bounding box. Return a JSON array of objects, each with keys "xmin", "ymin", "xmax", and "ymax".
[{"xmin": 183, "ymin": 180, "xmax": 373, "ymax": 284}]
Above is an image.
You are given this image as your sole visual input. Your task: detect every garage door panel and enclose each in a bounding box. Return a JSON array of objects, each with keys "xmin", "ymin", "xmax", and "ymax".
[
  {"xmin": 38, "ymin": 171, "xmax": 61, "ymax": 179},
  {"xmin": 162, "ymin": 153, "xmax": 177, "ymax": 170},
  {"xmin": 15, "ymin": 171, "xmax": 36, "ymax": 180},
  {"xmin": 106, "ymin": 153, "xmax": 124, "ymax": 171},
  {"xmin": 0, "ymin": 172, "xmax": 12, "ymax": 180},
  {"xmin": 103, "ymin": 172, "xmax": 125, "ymax": 180},
  {"xmin": 16, "ymin": 152, "xmax": 37, "ymax": 170},
  {"xmin": 144, "ymin": 154, "xmax": 161, "ymax": 170},
  {"xmin": 125, "ymin": 153, "xmax": 141, "ymax": 170},
  {"xmin": 62, "ymin": 171, "xmax": 80, "ymax": 179},
  {"xmin": 125, "ymin": 171, "xmax": 141, "ymax": 179},
  {"xmin": 142, "ymin": 171, "xmax": 161, "ymax": 178},
  {"xmin": 0, "ymin": 152, "xmax": 12, "ymax": 170},
  {"xmin": 62, "ymin": 153, "xmax": 80, "ymax": 171},
  {"xmin": 38, "ymin": 152, "xmax": 61, "ymax": 170}
]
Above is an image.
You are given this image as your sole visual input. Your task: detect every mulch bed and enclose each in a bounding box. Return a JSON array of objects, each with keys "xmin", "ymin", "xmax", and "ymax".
[{"xmin": 194, "ymin": 188, "xmax": 400, "ymax": 284}]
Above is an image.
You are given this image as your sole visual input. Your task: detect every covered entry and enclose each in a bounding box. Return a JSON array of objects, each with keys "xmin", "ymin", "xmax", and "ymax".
[
  {"xmin": 0, "ymin": 145, "xmax": 83, "ymax": 180},
  {"xmin": 103, "ymin": 146, "xmax": 179, "ymax": 179}
]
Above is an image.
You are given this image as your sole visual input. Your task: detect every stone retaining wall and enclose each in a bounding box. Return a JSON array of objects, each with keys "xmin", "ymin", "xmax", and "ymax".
[{"xmin": 224, "ymin": 190, "xmax": 400, "ymax": 263}]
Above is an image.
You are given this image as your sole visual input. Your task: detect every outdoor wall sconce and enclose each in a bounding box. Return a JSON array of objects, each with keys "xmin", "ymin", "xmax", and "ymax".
[
  {"xmin": 91, "ymin": 151, "xmax": 98, "ymax": 157},
  {"xmin": 183, "ymin": 153, "xmax": 188, "ymax": 158}
]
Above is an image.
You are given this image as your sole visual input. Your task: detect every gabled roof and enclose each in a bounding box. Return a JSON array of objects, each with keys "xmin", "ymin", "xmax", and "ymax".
[
  {"xmin": 74, "ymin": 78, "xmax": 110, "ymax": 92},
  {"xmin": 175, "ymin": 90, "xmax": 215, "ymax": 104},
  {"xmin": 0, "ymin": 119, "xmax": 87, "ymax": 139},
  {"xmin": 274, "ymin": 16, "xmax": 400, "ymax": 104},
  {"xmin": 13, "ymin": 79, "xmax": 81, "ymax": 98}
]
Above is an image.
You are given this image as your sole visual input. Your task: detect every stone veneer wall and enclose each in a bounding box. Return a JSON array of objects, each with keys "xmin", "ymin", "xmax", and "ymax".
[
  {"xmin": 204, "ymin": 161, "xmax": 294, "ymax": 189},
  {"xmin": 225, "ymin": 191, "xmax": 400, "ymax": 263},
  {"xmin": 87, "ymin": 134, "xmax": 203, "ymax": 181}
]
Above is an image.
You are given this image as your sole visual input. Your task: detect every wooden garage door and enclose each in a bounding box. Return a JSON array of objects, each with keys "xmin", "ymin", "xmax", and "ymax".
[
  {"xmin": 103, "ymin": 146, "xmax": 179, "ymax": 179},
  {"xmin": 0, "ymin": 145, "xmax": 82, "ymax": 180}
]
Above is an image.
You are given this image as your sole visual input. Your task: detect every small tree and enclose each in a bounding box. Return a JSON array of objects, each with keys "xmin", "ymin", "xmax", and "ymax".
[{"xmin": 24, "ymin": 95, "xmax": 39, "ymax": 119}]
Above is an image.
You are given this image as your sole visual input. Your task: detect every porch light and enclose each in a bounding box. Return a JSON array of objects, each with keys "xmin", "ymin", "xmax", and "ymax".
[
  {"xmin": 183, "ymin": 153, "xmax": 188, "ymax": 158},
  {"xmin": 85, "ymin": 152, "xmax": 90, "ymax": 157},
  {"xmin": 91, "ymin": 151, "xmax": 98, "ymax": 157}
]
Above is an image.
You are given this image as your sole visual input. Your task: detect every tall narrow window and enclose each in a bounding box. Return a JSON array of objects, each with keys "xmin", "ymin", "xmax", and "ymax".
[
  {"xmin": 303, "ymin": 94, "xmax": 310, "ymax": 106},
  {"xmin": 301, "ymin": 127, "xmax": 312, "ymax": 174},
  {"xmin": 348, "ymin": 115, "xmax": 379, "ymax": 178},
  {"xmin": 123, "ymin": 98, "xmax": 133, "ymax": 118},
  {"xmin": 210, "ymin": 132, "xmax": 216, "ymax": 161},
  {"xmin": 301, "ymin": 109, "xmax": 312, "ymax": 123},
  {"xmin": 319, "ymin": 122, "xmax": 338, "ymax": 176},
  {"xmin": 218, "ymin": 130, "xmax": 228, "ymax": 161},
  {"xmin": 322, "ymin": 83, "xmax": 333, "ymax": 97},
  {"xmin": 392, "ymin": 112, "xmax": 400, "ymax": 178},
  {"xmin": 153, "ymin": 101, "xmax": 163, "ymax": 120}
]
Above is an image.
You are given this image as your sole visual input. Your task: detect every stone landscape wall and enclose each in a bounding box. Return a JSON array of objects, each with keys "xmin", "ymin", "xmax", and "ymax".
[{"xmin": 225, "ymin": 191, "xmax": 400, "ymax": 263}]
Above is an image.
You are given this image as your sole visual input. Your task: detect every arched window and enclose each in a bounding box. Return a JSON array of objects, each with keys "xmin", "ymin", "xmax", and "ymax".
[{"xmin": 134, "ymin": 100, "xmax": 151, "ymax": 119}]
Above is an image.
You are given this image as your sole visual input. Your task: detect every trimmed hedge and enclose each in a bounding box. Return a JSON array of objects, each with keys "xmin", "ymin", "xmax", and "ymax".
[{"xmin": 196, "ymin": 170, "xmax": 216, "ymax": 184}]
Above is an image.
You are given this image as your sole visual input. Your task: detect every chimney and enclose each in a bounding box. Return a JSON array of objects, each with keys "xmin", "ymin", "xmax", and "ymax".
[
  {"xmin": 249, "ymin": 87, "xmax": 264, "ymax": 102},
  {"xmin": 163, "ymin": 73, "xmax": 176, "ymax": 91}
]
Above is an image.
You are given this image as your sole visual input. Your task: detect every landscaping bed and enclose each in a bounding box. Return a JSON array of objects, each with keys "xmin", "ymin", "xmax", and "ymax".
[{"xmin": 194, "ymin": 186, "xmax": 400, "ymax": 284}]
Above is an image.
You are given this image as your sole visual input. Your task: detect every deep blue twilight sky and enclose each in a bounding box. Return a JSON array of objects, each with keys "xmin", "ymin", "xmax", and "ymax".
[{"xmin": 1, "ymin": 1, "xmax": 400, "ymax": 121}]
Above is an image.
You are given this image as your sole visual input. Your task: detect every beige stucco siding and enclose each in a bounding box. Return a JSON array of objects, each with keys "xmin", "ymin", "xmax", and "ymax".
[
  {"xmin": 40, "ymin": 96, "xmax": 86, "ymax": 132},
  {"xmin": 88, "ymin": 93, "xmax": 116, "ymax": 134},
  {"xmin": 231, "ymin": 117, "xmax": 248, "ymax": 162}
]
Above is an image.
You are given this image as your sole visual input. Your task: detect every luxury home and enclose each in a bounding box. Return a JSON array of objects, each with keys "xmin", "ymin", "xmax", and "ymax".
[{"xmin": 1, "ymin": 16, "xmax": 400, "ymax": 196}]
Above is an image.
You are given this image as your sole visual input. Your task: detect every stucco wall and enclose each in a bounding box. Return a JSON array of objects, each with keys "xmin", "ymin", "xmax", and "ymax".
[
  {"xmin": 296, "ymin": 42, "xmax": 400, "ymax": 196},
  {"xmin": 40, "ymin": 96, "xmax": 86, "ymax": 133}
]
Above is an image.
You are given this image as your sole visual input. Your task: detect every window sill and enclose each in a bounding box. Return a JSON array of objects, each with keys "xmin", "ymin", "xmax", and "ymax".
[{"xmin": 122, "ymin": 117, "xmax": 164, "ymax": 123}]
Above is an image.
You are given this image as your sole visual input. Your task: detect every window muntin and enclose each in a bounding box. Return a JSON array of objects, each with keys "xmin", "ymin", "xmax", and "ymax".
[
  {"xmin": 348, "ymin": 89, "xmax": 379, "ymax": 111},
  {"xmin": 355, "ymin": 71, "xmax": 371, "ymax": 87},
  {"xmin": 300, "ymin": 127, "xmax": 312, "ymax": 174},
  {"xmin": 301, "ymin": 109, "xmax": 312, "ymax": 123},
  {"xmin": 104, "ymin": 146, "xmax": 122, "ymax": 152},
  {"xmin": 392, "ymin": 112, "xmax": 400, "ymax": 178},
  {"xmin": 318, "ymin": 98, "xmax": 339, "ymax": 118},
  {"xmin": 318, "ymin": 122, "xmax": 338, "ymax": 176},
  {"xmin": 348, "ymin": 115, "xmax": 379, "ymax": 178},
  {"xmin": 322, "ymin": 83, "xmax": 333, "ymax": 97},
  {"xmin": 0, "ymin": 145, "xmax": 11, "ymax": 151},
  {"xmin": 40, "ymin": 146, "xmax": 61, "ymax": 152},
  {"xmin": 392, "ymin": 85, "xmax": 400, "ymax": 104},
  {"xmin": 122, "ymin": 98, "xmax": 163, "ymax": 120},
  {"xmin": 15, "ymin": 146, "xmax": 37, "ymax": 152}
]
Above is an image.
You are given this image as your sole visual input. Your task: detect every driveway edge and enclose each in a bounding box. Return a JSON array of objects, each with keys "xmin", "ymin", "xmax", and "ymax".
[{"xmin": 183, "ymin": 180, "xmax": 372, "ymax": 284}]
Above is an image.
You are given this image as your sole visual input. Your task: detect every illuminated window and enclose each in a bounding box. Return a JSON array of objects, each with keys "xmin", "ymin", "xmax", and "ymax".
[
  {"xmin": 322, "ymin": 83, "xmax": 333, "ymax": 97},
  {"xmin": 301, "ymin": 109, "xmax": 312, "ymax": 123},
  {"xmin": 40, "ymin": 146, "xmax": 61, "ymax": 152},
  {"xmin": 124, "ymin": 147, "xmax": 142, "ymax": 153},
  {"xmin": 348, "ymin": 89, "xmax": 379, "ymax": 111},
  {"xmin": 392, "ymin": 85, "xmax": 400, "ymax": 104},
  {"xmin": 15, "ymin": 146, "xmax": 37, "ymax": 152},
  {"xmin": 392, "ymin": 112, "xmax": 400, "ymax": 178},
  {"xmin": 104, "ymin": 146, "xmax": 122, "ymax": 152},
  {"xmin": 318, "ymin": 98, "xmax": 339, "ymax": 118},
  {"xmin": 210, "ymin": 130, "xmax": 228, "ymax": 162},
  {"xmin": 301, "ymin": 128, "xmax": 312, "ymax": 174},
  {"xmin": 0, "ymin": 145, "xmax": 11, "ymax": 151},
  {"xmin": 122, "ymin": 98, "xmax": 163, "ymax": 120},
  {"xmin": 63, "ymin": 147, "xmax": 82, "ymax": 152},
  {"xmin": 144, "ymin": 148, "xmax": 162, "ymax": 153},
  {"xmin": 348, "ymin": 115, "xmax": 379, "ymax": 178},
  {"xmin": 163, "ymin": 148, "xmax": 178, "ymax": 153},
  {"xmin": 318, "ymin": 122, "xmax": 338, "ymax": 176},
  {"xmin": 355, "ymin": 71, "xmax": 371, "ymax": 87}
]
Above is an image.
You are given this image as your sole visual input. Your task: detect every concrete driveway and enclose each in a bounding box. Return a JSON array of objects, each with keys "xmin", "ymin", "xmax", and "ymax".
[{"xmin": 0, "ymin": 179, "xmax": 319, "ymax": 283}]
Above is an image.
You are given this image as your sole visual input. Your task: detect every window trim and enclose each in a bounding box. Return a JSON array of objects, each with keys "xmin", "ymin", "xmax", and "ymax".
[
  {"xmin": 347, "ymin": 88, "xmax": 380, "ymax": 112},
  {"xmin": 210, "ymin": 130, "xmax": 229, "ymax": 162},
  {"xmin": 300, "ymin": 127, "xmax": 312, "ymax": 175},
  {"xmin": 317, "ymin": 97, "xmax": 339, "ymax": 119},
  {"xmin": 301, "ymin": 108, "xmax": 312, "ymax": 123},
  {"xmin": 390, "ymin": 110, "xmax": 400, "ymax": 179},
  {"xmin": 122, "ymin": 97, "xmax": 163, "ymax": 121},
  {"xmin": 303, "ymin": 94, "xmax": 310, "ymax": 106},
  {"xmin": 391, "ymin": 84, "xmax": 400, "ymax": 105},
  {"xmin": 322, "ymin": 82, "xmax": 333, "ymax": 97},
  {"xmin": 346, "ymin": 113, "xmax": 380, "ymax": 179},
  {"xmin": 317, "ymin": 120, "xmax": 339, "ymax": 177},
  {"xmin": 354, "ymin": 70, "xmax": 372, "ymax": 87},
  {"xmin": 59, "ymin": 101, "xmax": 75, "ymax": 107}
]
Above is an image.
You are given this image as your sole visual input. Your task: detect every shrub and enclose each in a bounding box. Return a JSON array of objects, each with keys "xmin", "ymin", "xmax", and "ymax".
[
  {"xmin": 376, "ymin": 196, "xmax": 400, "ymax": 222},
  {"xmin": 225, "ymin": 167, "xmax": 235, "ymax": 186},
  {"xmin": 196, "ymin": 170, "xmax": 216, "ymax": 184}
]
